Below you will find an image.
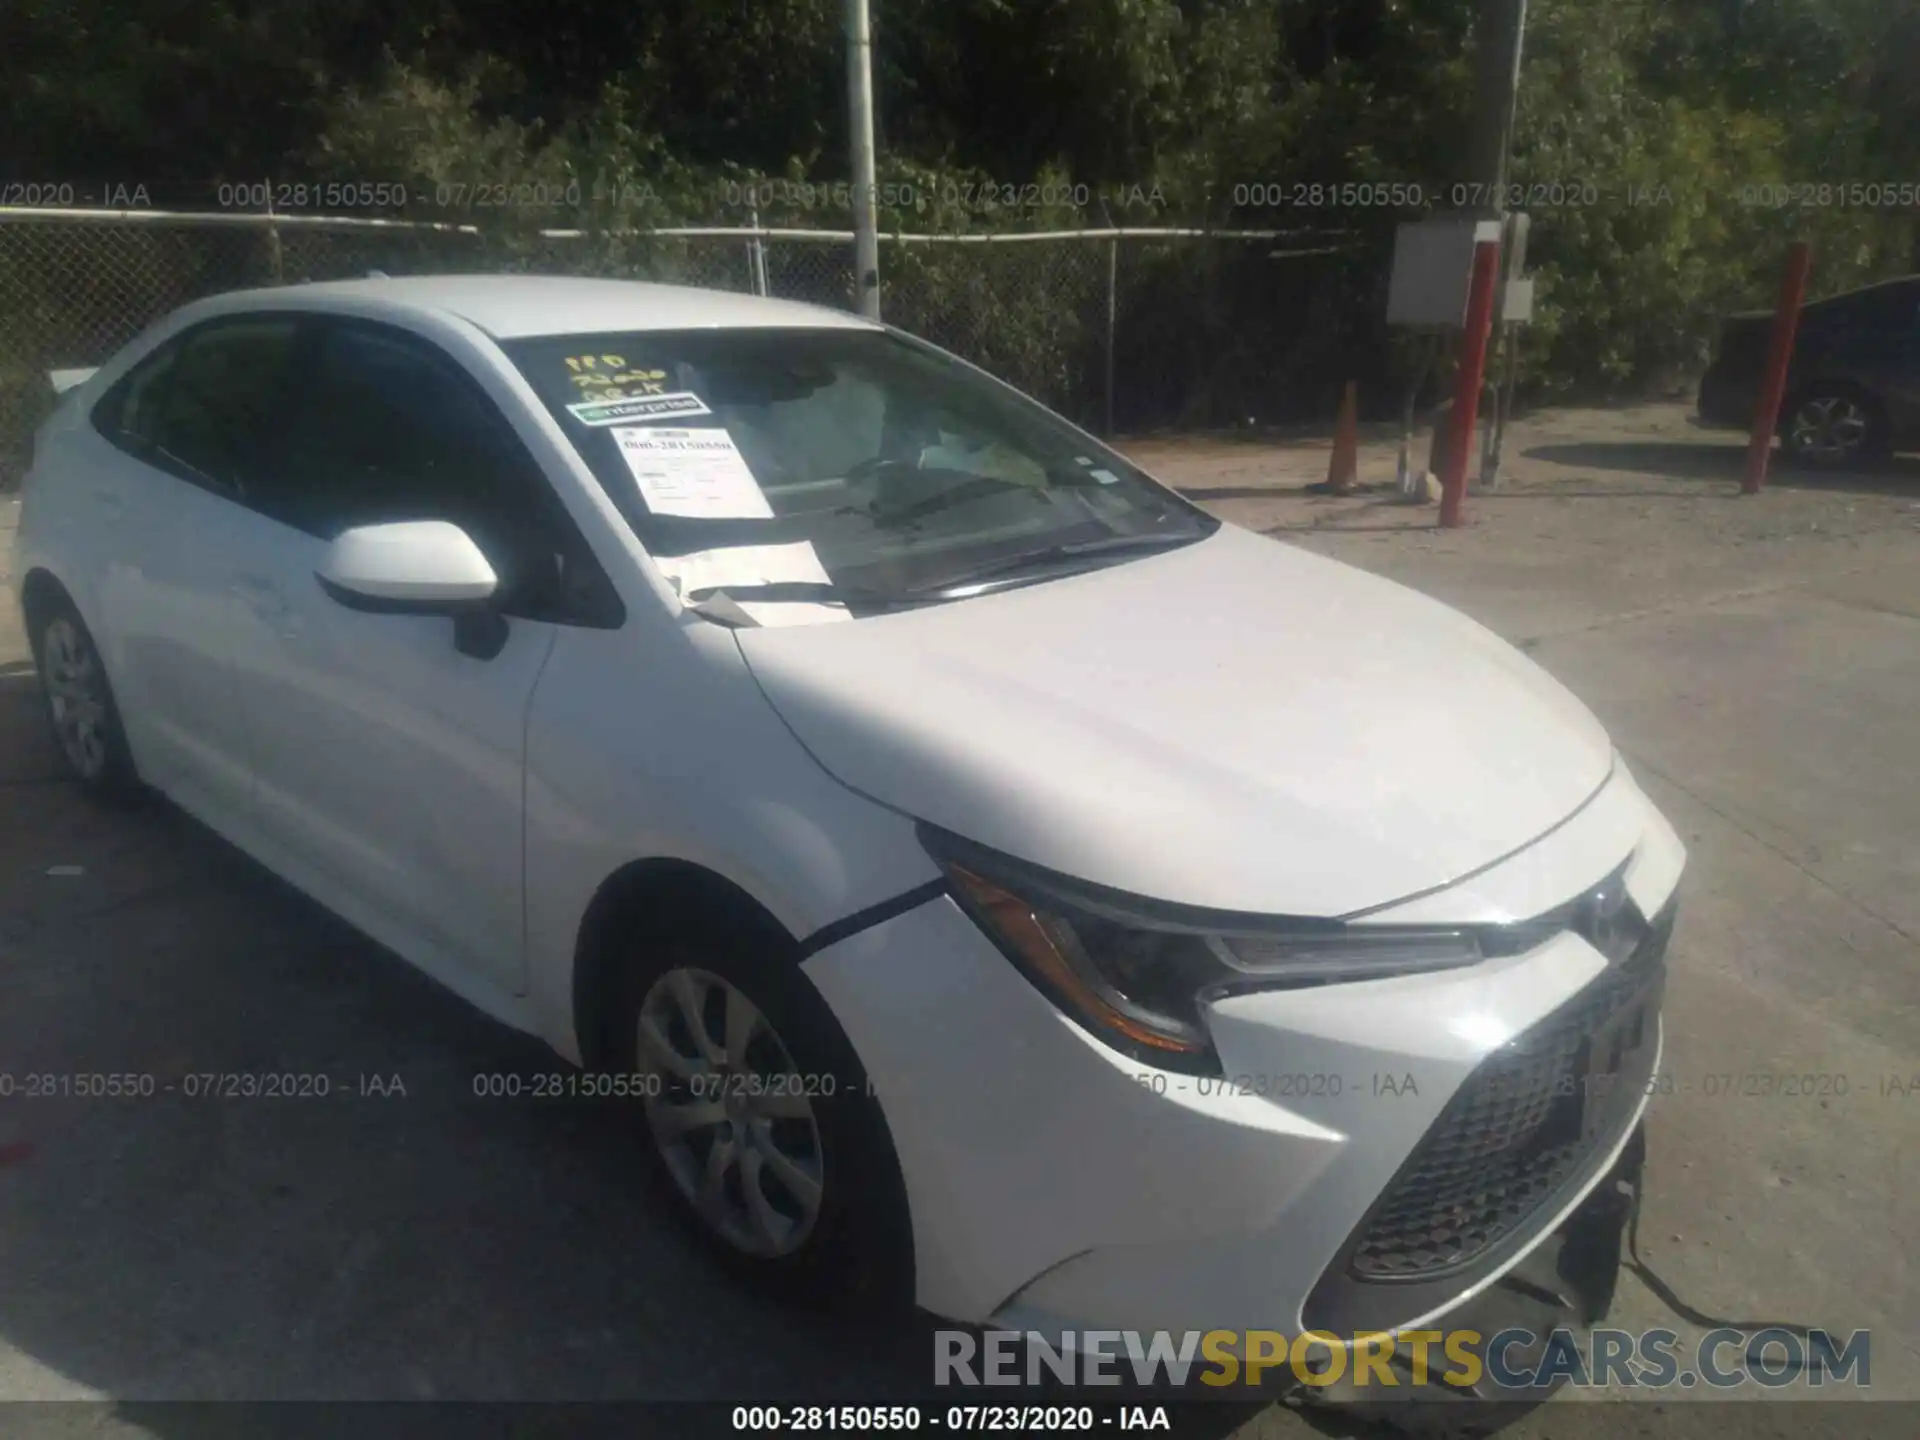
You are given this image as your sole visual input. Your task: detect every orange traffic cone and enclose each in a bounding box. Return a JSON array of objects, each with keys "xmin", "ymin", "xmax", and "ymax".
[{"xmin": 1310, "ymin": 381, "xmax": 1360, "ymax": 494}]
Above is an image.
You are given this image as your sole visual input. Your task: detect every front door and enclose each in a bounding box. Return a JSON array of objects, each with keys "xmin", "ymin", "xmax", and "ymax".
[{"xmin": 216, "ymin": 318, "xmax": 590, "ymax": 997}]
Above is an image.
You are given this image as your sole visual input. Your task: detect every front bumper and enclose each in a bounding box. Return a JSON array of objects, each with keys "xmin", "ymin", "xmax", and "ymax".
[
  {"xmin": 1303, "ymin": 1122, "xmax": 1647, "ymax": 1411},
  {"xmin": 801, "ymin": 765, "xmax": 1685, "ymax": 1334}
]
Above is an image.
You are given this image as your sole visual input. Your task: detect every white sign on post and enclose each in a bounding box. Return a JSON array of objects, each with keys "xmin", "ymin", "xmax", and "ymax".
[{"xmin": 1386, "ymin": 218, "xmax": 1505, "ymax": 328}]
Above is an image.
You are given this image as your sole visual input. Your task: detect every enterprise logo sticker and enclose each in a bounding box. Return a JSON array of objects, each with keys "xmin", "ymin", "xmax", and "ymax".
[{"xmin": 568, "ymin": 391, "xmax": 712, "ymax": 426}]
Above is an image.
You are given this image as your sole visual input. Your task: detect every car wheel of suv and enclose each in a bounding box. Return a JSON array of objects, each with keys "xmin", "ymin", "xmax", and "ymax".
[
  {"xmin": 608, "ymin": 911, "xmax": 914, "ymax": 1312},
  {"xmin": 1781, "ymin": 386, "xmax": 1887, "ymax": 470},
  {"xmin": 29, "ymin": 596, "xmax": 140, "ymax": 798}
]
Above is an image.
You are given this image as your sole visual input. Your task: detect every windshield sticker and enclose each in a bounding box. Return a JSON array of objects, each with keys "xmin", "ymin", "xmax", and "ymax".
[
  {"xmin": 654, "ymin": 541, "xmax": 830, "ymax": 597},
  {"xmin": 564, "ymin": 355, "xmax": 667, "ymax": 391},
  {"xmin": 568, "ymin": 391, "xmax": 712, "ymax": 426},
  {"xmin": 611, "ymin": 426, "xmax": 773, "ymax": 519},
  {"xmin": 1089, "ymin": 468, "xmax": 1122, "ymax": 484}
]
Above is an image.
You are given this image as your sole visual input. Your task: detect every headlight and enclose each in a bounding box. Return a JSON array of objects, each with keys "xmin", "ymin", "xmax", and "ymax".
[{"xmin": 920, "ymin": 825, "xmax": 1485, "ymax": 1073}]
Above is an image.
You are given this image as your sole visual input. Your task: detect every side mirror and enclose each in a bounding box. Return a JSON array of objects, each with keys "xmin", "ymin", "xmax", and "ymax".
[
  {"xmin": 317, "ymin": 521, "xmax": 498, "ymax": 611},
  {"xmin": 316, "ymin": 521, "xmax": 509, "ymax": 659}
]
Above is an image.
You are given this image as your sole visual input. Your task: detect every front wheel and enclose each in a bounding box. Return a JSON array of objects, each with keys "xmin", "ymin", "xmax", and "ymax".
[
  {"xmin": 607, "ymin": 917, "xmax": 914, "ymax": 1311},
  {"xmin": 1781, "ymin": 387, "xmax": 1888, "ymax": 470}
]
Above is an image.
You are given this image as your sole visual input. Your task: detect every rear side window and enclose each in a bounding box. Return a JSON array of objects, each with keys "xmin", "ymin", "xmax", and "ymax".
[
  {"xmin": 93, "ymin": 345, "xmax": 179, "ymax": 450},
  {"xmin": 159, "ymin": 318, "xmax": 301, "ymax": 489},
  {"xmin": 93, "ymin": 316, "xmax": 302, "ymax": 497},
  {"xmin": 1808, "ymin": 280, "xmax": 1920, "ymax": 334}
]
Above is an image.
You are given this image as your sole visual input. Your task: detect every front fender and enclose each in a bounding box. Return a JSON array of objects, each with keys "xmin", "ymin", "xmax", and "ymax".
[{"xmin": 520, "ymin": 617, "xmax": 939, "ymax": 1061}]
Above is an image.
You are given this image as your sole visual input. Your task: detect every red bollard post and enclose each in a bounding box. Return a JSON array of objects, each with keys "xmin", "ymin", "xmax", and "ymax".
[
  {"xmin": 1326, "ymin": 380, "xmax": 1360, "ymax": 493},
  {"xmin": 1743, "ymin": 241, "xmax": 1814, "ymax": 495},
  {"xmin": 1439, "ymin": 238, "xmax": 1503, "ymax": 528}
]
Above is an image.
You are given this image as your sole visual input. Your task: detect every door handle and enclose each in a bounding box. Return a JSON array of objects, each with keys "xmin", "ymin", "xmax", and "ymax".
[
  {"xmin": 231, "ymin": 573, "xmax": 289, "ymax": 613},
  {"xmin": 232, "ymin": 573, "xmax": 297, "ymax": 638}
]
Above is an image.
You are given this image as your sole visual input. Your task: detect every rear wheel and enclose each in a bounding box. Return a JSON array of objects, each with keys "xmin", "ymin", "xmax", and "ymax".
[
  {"xmin": 29, "ymin": 595, "xmax": 139, "ymax": 798},
  {"xmin": 1780, "ymin": 386, "xmax": 1888, "ymax": 470},
  {"xmin": 606, "ymin": 912, "xmax": 913, "ymax": 1311}
]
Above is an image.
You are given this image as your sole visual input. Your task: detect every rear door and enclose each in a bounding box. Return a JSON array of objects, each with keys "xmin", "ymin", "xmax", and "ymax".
[
  {"xmin": 79, "ymin": 315, "xmax": 303, "ymax": 819},
  {"xmin": 214, "ymin": 316, "xmax": 618, "ymax": 996}
]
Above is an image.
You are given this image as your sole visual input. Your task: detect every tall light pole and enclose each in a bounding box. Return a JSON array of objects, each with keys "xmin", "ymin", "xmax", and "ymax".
[
  {"xmin": 846, "ymin": 0, "xmax": 882, "ymax": 319},
  {"xmin": 1464, "ymin": 0, "xmax": 1528, "ymax": 213}
]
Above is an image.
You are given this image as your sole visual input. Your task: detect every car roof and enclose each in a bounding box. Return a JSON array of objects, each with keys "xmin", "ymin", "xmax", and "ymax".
[
  {"xmin": 1728, "ymin": 274, "xmax": 1920, "ymax": 321},
  {"xmin": 188, "ymin": 273, "xmax": 883, "ymax": 340},
  {"xmin": 1809, "ymin": 274, "xmax": 1920, "ymax": 310}
]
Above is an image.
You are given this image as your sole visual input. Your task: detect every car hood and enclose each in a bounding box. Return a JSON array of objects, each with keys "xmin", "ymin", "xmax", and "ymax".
[{"xmin": 735, "ymin": 524, "xmax": 1614, "ymax": 917}]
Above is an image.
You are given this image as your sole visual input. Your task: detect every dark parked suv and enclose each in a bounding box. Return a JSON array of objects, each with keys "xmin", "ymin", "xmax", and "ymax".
[{"xmin": 1698, "ymin": 275, "xmax": 1920, "ymax": 469}]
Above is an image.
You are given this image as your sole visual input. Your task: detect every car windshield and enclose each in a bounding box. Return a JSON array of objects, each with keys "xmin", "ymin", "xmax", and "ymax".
[{"xmin": 501, "ymin": 327, "xmax": 1215, "ymax": 621}]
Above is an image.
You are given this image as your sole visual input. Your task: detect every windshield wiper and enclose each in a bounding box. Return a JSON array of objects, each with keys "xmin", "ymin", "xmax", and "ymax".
[
  {"xmin": 681, "ymin": 580, "xmax": 945, "ymax": 620},
  {"xmin": 907, "ymin": 531, "xmax": 1205, "ymax": 596},
  {"xmin": 681, "ymin": 533, "xmax": 1205, "ymax": 625}
]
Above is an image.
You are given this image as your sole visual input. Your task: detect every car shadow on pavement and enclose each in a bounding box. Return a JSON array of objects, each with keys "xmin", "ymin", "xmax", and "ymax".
[
  {"xmin": 0, "ymin": 664, "xmax": 1579, "ymax": 1436},
  {"xmin": 1, "ymin": 667, "xmax": 931, "ymax": 1403},
  {"xmin": 0, "ymin": 664, "xmax": 62, "ymax": 787},
  {"xmin": 0, "ymin": 666, "xmax": 1281, "ymax": 1433},
  {"xmin": 1521, "ymin": 441, "xmax": 1920, "ymax": 495}
]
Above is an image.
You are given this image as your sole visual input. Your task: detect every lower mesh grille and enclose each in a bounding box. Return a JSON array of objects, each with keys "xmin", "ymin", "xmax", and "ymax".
[{"xmin": 1347, "ymin": 906, "xmax": 1671, "ymax": 1281}]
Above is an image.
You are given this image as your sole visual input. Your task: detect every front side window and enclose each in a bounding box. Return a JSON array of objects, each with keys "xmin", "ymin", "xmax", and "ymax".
[
  {"xmin": 267, "ymin": 323, "xmax": 515, "ymax": 535},
  {"xmin": 502, "ymin": 327, "xmax": 1216, "ymax": 620},
  {"xmin": 261, "ymin": 320, "xmax": 620, "ymax": 625}
]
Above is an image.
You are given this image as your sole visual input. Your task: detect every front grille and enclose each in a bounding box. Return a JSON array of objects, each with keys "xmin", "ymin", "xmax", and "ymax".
[{"xmin": 1346, "ymin": 901, "xmax": 1672, "ymax": 1282}]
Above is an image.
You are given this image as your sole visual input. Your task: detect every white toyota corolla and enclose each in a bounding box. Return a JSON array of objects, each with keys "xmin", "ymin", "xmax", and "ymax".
[{"xmin": 11, "ymin": 275, "xmax": 1682, "ymax": 1339}]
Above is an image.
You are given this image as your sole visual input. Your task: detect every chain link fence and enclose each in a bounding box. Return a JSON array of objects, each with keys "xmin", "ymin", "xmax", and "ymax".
[{"xmin": 0, "ymin": 209, "xmax": 1360, "ymax": 484}]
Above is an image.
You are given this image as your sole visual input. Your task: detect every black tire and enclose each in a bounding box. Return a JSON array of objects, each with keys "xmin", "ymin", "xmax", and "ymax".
[
  {"xmin": 27, "ymin": 591, "xmax": 141, "ymax": 799},
  {"xmin": 1779, "ymin": 384, "xmax": 1890, "ymax": 471},
  {"xmin": 603, "ymin": 907, "xmax": 915, "ymax": 1313}
]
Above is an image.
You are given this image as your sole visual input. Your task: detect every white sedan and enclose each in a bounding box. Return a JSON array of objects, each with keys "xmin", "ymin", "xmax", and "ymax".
[{"xmin": 11, "ymin": 275, "xmax": 1683, "ymax": 1337}]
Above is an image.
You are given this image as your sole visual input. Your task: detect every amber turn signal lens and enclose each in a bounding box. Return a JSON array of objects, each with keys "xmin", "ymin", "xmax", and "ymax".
[{"xmin": 946, "ymin": 863, "xmax": 1204, "ymax": 1054}]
